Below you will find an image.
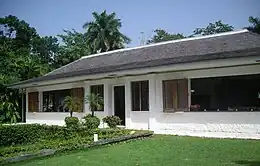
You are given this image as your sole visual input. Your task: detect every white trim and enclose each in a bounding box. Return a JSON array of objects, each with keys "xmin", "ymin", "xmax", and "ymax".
[
  {"xmin": 26, "ymin": 90, "xmax": 29, "ymax": 113},
  {"xmin": 80, "ymin": 29, "xmax": 248, "ymax": 60},
  {"xmin": 38, "ymin": 91, "xmax": 43, "ymax": 112}
]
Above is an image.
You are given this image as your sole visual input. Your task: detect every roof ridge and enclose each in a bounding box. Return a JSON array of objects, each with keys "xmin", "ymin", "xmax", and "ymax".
[{"xmin": 80, "ymin": 29, "xmax": 249, "ymax": 60}]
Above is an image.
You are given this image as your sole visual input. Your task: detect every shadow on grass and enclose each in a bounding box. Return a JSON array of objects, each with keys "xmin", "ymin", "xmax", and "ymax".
[{"xmin": 234, "ymin": 160, "xmax": 260, "ymax": 166}]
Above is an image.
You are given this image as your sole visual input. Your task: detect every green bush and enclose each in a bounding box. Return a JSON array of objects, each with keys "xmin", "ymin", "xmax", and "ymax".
[
  {"xmin": 0, "ymin": 124, "xmax": 132, "ymax": 161},
  {"xmin": 103, "ymin": 116, "xmax": 122, "ymax": 128},
  {"xmin": 64, "ymin": 117, "xmax": 79, "ymax": 128},
  {"xmin": 0, "ymin": 124, "xmax": 130, "ymax": 147},
  {"xmin": 82, "ymin": 114, "xmax": 100, "ymax": 129}
]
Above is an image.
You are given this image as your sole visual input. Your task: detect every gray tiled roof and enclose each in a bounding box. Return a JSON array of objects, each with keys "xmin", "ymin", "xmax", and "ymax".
[{"xmin": 10, "ymin": 30, "xmax": 260, "ymax": 87}]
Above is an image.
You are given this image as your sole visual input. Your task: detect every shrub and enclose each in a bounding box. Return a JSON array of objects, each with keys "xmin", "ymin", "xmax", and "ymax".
[
  {"xmin": 0, "ymin": 124, "xmax": 131, "ymax": 147},
  {"xmin": 0, "ymin": 124, "xmax": 134, "ymax": 161},
  {"xmin": 82, "ymin": 114, "xmax": 100, "ymax": 129},
  {"xmin": 103, "ymin": 116, "xmax": 122, "ymax": 128},
  {"xmin": 64, "ymin": 117, "xmax": 79, "ymax": 128}
]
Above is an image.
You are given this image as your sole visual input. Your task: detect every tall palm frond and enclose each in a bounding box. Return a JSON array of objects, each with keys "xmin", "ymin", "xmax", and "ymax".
[
  {"xmin": 64, "ymin": 96, "xmax": 81, "ymax": 117},
  {"xmin": 246, "ymin": 16, "xmax": 260, "ymax": 34},
  {"xmin": 83, "ymin": 10, "xmax": 131, "ymax": 53},
  {"xmin": 85, "ymin": 93, "xmax": 103, "ymax": 117}
]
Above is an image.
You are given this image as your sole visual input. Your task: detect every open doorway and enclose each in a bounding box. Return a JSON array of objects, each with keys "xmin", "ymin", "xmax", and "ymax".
[{"xmin": 114, "ymin": 86, "xmax": 125, "ymax": 125}]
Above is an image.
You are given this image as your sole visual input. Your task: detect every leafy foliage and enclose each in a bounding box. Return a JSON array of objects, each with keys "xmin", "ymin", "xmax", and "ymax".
[
  {"xmin": 83, "ymin": 10, "xmax": 130, "ymax": 53},
  {"xmin": 147, "ymin": 29, "xmax": 185, "ymax": 44},
  {"xmin": 0, "ymin": 93, "xmax": 20, "ymax": 124},
  {"xmin": 64, "ymin": 96, "xmax": 82, "ymax": 117},
  {"xmin": 103, "ymin": 116, "xmax": 122, "ymax": 128},
  {"xmin": 0, "ymin": 124, "xmax": 131, "ymax": 160},
  {"xmin": 85, "ymin": 93, "xmax": 104, "ymax": 117},
  {"xmin": 56, "ymin": 30, "xmax": 90, "ymax": 68},
  {"xmin": 0, "ymin": 124, "xmax": 131, "ymax": 146},
  {"xmin": 193, "ymin": 20, "xmax": 234, "ymax": 36},
  {"xmin": 64, "ymin": 117, "xmax": 79, "ymax": 128},
  {"xmin": 82, "ymin": 114, "xmax": 100, "ymax": 129},
  {"xmin": 31, "ymin": 35, "xmax": 60, "ymax": 66},
  {"xmin": 245, "ymin": 16, "xmax": 260, "ymax": 34}
]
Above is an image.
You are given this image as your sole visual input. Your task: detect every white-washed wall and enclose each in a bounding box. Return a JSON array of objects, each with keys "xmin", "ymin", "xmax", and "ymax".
[{"xmin": 26, "ymin": 112, "xmax": 84, "ymax": 126}]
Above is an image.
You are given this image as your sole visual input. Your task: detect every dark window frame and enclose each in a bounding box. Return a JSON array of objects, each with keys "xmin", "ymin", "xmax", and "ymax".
[
  {"xmin": 42, "ymin": 89, "xmax": 71, "ymax": 112},
  {"xmin": 90, "ymin": 84, "xmax": 104, "ymax": 111},
  {"xmin": 131, "ymin": 80, "xmax": 149, "ymax": 111}
]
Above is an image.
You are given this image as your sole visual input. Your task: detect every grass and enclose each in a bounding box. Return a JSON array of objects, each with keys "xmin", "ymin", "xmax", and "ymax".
[{"xmin": 8, "ymin": 135, "xmax": 260, "ymax": 166}]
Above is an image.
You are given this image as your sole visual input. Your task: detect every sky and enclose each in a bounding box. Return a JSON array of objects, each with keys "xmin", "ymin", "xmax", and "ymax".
[{"xmin": 0, "ymin": 0, "xmax": 259, "ymax": 47}]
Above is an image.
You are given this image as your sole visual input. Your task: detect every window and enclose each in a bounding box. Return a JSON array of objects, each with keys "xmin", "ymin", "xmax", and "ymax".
[
  {"xmin": 131, "ymin": 81, "xmax": 149, "ymax": 111},
  {"xmin": 43, "ymin": 89, "xmax": 71, "ymax": 112},
  {"xmin": 90, "ymin": 85, "xmax": 104, "ymax": 111},
  {"xmin": 190, "ymin": 74, "xmax": 260, "ymax": 112},
  {"xmin": 163, "ymin": 79, "xmax": 188, "ymax": 112},
  {"xmin": 28, "ymin": 92, "xmax": 39, "ymax": 112}
]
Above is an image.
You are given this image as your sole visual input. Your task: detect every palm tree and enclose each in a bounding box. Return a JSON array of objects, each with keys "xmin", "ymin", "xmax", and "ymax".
[
  {"xmin": 83, "ymin": 11, "xmax": 131, "ymax": 53},
  {"xmin": 85, "ymin": 93, "xmax": 103, "ymax": 117},
  {"xmin": 245, "ymin": 16, "xmax": 260, "ymax": 34},
  {"xmin": 64, "ymin": 96, "xmax": 82, "ymax": 117}
]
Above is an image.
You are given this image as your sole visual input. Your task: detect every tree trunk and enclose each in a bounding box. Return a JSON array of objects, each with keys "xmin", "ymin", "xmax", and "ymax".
[
  {"xmin": 91, "ymin": 110, "xmax": 94, "ymax": 117},
  {"xmin": 70, "ymin": 111, "xmax": 73, "ymax": 117}
]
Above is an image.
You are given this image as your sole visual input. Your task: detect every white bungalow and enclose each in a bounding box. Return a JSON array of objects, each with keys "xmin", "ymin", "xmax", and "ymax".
[{"xmin": 10, "ymin": 30, "xmax": 260, "ymax": 138}]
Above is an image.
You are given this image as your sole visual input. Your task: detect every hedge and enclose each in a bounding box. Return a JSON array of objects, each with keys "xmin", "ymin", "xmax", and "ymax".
[
  {"xmin": 0, "ymin": 124, "xmax": 134, "ymax": 162},
  {"xmin": 0, "ymin": 131, "xmax": 153, "ymax": 164},
  {"xmin": 0, "ymin": 124, "xmax": 130, "ymax": 146}
]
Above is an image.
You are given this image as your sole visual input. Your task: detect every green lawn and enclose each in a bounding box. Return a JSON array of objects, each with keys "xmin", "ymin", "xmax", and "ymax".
[{"xmin": 9, "ymin": 135, "xmax": 260, "ymax": 166}]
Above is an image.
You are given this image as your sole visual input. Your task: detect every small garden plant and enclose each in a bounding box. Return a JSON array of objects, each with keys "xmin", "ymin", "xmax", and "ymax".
[
  {"xmin": 82, "ymin": 114, "xmax": 100, "ymax": 129},
  {"xmin": 63, "ymin": 96, "xmax": 81, "ymax": 127},
  {"xmin": 103, "ymin": 116, "xmax": 122, "ymax": 128},
  {"xmin": 64, "ymin": 117, "xmax": 79, "ymax": 128}
]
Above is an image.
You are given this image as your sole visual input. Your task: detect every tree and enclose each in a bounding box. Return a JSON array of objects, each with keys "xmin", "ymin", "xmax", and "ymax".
[
  {"xmin": 0, "ymin": 15, "xmax": 57, "ymax": 123},
  {"xmin": 64, "ymin": 96, "xmax": 82, "ymax": 117},
  {"xmin": 245, "ymin": 16, "xmax": 260, "ymax": 34},
  {"xmin": 83, "ymin": 11, "xmax": 131, "ymax": 53},
  {"xmin": 13, "ymin": 56, "xmax": 49, "ymax": 80},
  {"xmin": 0, "ymin": 93, "xmax": 20, "ymax": 124},
  {"xmin": 147, "ymin": 29, "xmax": 185, "ymax": 44},
  {"xmin": 0, "ymin": 15, "xmax": 37, "ymax": 51},
  {"xmin": 31, "ymin": 36, "xmax": 60, "ymax": 66},
  {"xmin": 55, "ymin": 29, "xmax": 90, "ymax": 68},
  {"xmin": 85, "ymin": 93, "xmax": 103, "ymax": 117},
  {"xmin": 193, "ymin": 20, "xmax": 234, "ymax": 36}
]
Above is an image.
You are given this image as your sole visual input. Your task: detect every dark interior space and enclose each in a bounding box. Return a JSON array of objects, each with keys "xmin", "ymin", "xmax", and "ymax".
[
  {"xmin": 43, "ymin": 89, "xmax": 71, "ymax": 112},
  {"xmin": 191, "ymin": 74, "xmax": 260, "ymax": 111},
  {"xmin": 114, "ymin": 86, "xmax": 125, "ymax": 125}
]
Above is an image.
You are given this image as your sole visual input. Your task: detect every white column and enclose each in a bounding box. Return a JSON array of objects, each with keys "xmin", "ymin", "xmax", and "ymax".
[
  {"xmin": 148, "ymin": 75, "xmax": 157, "ymax": 131},
  {"xmin": 84, "ymin": 83, "xmax": 91, "ymax": 114},
  {"xmin": 26, "ymin": 89, "xmax": 29, "ymax": 113},
  {"xmin": 155, "ymin": 77, "xmax": 163, "ymax": 113},
  {"xmin": 104, "ymin": 82, "xmax": 112, "ymax": 116},
  {"xmin": 125, "ymin": 78, "xmax": 132, "ymax": 129},
  {"xmin": 38, "ymin": 91, "xmax": 43, "ymax": 112}
]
